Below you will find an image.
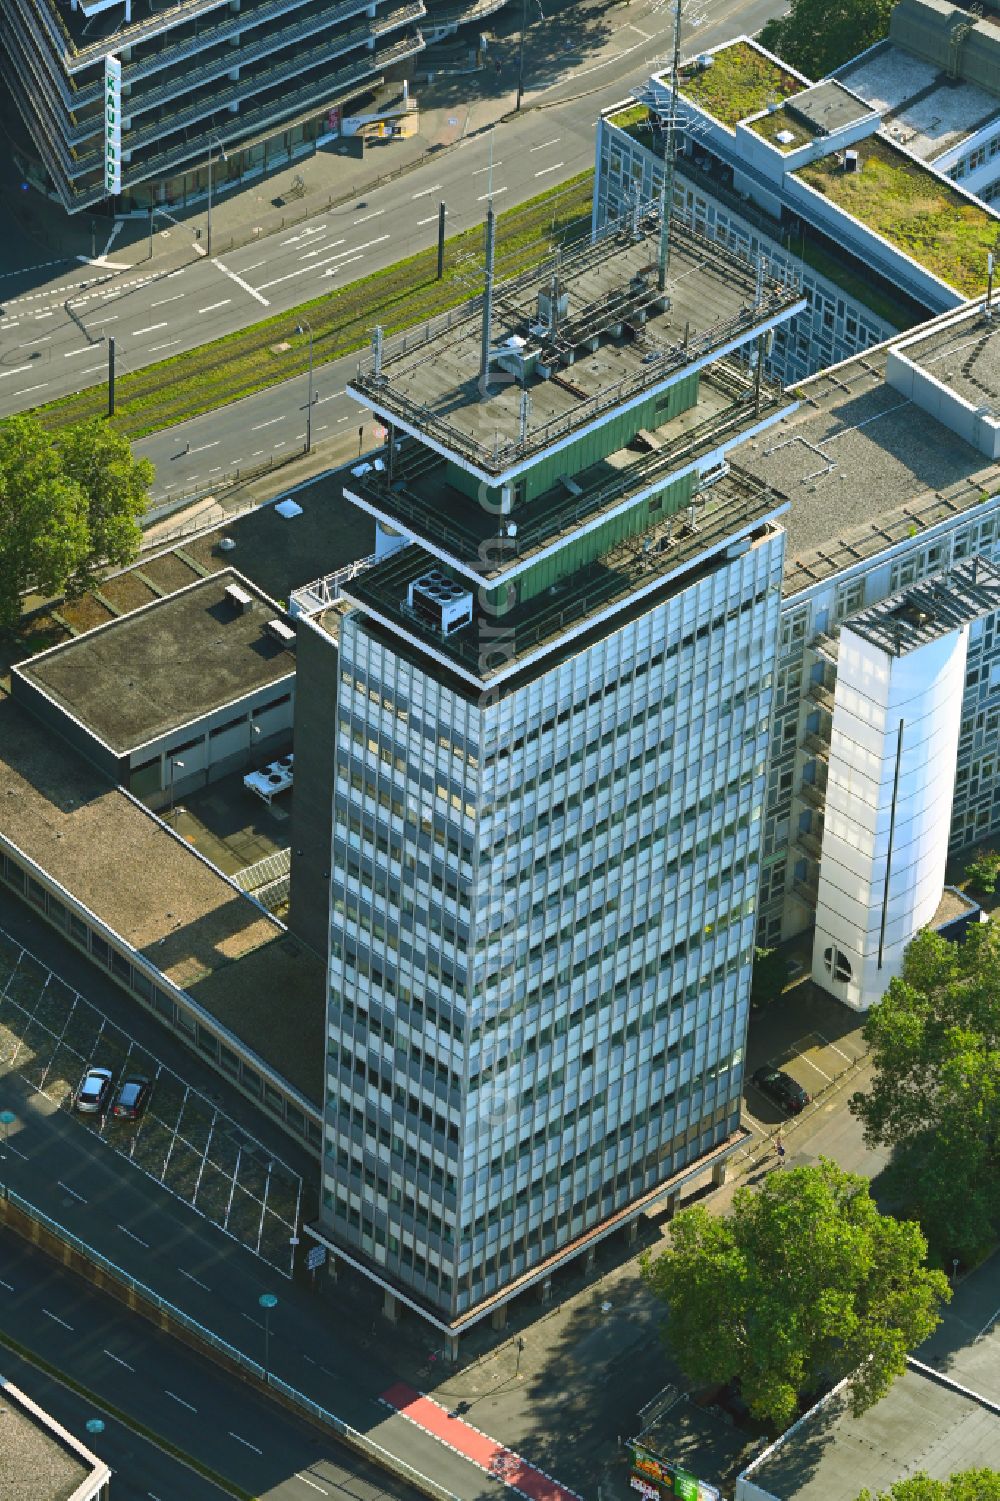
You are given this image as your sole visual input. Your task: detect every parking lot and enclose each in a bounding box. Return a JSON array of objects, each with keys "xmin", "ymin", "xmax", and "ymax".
[
  {"xmin": 0, "ymin": 927, "xmax": 301, "ymax": 1275},
  {"xmin": 742, "ymin": 1009, "xmax": 869, "ymax": 1148}
]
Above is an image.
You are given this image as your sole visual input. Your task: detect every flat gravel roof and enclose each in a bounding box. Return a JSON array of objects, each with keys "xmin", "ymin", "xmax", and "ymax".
[{"xmin": 19, "ymin": 570, "xmax": 293, "ymax": 754}]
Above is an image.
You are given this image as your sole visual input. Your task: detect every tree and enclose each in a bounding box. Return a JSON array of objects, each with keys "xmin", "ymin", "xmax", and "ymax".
[
  {"xmin": 641, "ymin": 1158, "xmax": 949, "ymax": 1430},
  {"xmin": 857, "ymin": 1469, "xmax": 1000, "ymax": 1501},
  {"xmin": 0, "ymin": 414, "xmax": 89, "ymax": 628},
  {"xmin": 57, "ymin": 418, "xmax": 152, "ymax": 590},
  {"xmin": 963, "ymin": 846, "xmax": 1000, "ymax": 895},
  {"xmin": 0, "ymin": 413, "xmax": 153, "ymax": 626},
  {"xmin": 849, "ymin": 925, "xmax": 1000, "ymax": 1263},
  {"xmin": 759, "ymin": 0, "xmax": 895, "ymax": 82},
  {"xmin": 751, "ymin": 946, "xmax": 789, "ymax": 1011}
]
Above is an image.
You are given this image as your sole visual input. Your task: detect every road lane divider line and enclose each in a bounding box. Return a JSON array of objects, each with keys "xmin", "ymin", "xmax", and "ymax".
[{"xmin": 42, "ymin": 1308, "xmax": 74, "ymax": 1330}]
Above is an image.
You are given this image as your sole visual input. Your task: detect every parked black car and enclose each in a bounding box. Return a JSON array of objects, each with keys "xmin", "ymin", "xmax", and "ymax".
[
  {"xmin": 111, "ymin": 1074, "xmax": 153, "ymax": 1121},
  {"xmin": 752, "ymin": 1066, "xmax": 811, "ymax": 1115}
]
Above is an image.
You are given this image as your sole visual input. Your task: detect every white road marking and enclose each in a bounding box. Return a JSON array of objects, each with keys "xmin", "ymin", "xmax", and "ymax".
[
  {"xmin": 240, "ymin": 1312, "xmax": 264, "ymax": 1328},
  {"xmin": 336, "ymin": 415, "xmax": 349, "ymax": 423},
  {"xmin": 417, "ymin": 214, "xmax": 440, "ymax": 226},
  {"xmin": 323, "ymin": 254, "xmax": 363, "ymax": 278},
  {"xmin": 43, "ymin": 1308, "xmax": 74, "ymax": 1330},
  {"xmin": 197, "ymin": 299, "xmax": 231, "ymax": 314},
  {"xmin": 187, "ymin": 440, "xmax": 220, "ymax": 454},
  {"xmin": 209, "ymin": 465, "xmax": 222, "ymax": 473},
  {"xmin": 64, "ymin": 346, "xmax": 100, "ymax": 357},
  {"xmin": 230, "ymin": 1433, "xmax": 263, "ymax": 1454},
  {"xmin": 21, "ymin": 334, "xmax": 51, "ymax": 346},
  {"xmin": 302, "ymin": 1354, "xmax": 317, "ymax": 1364},
  {"xmin": 150, "ymin": 293, "xmax": 185, "ymax": 308},
  {"xmin": 165, "ymin": 1390, "xmax": 197, "ymax": 1412},
  {"xmin": 0, "ymin": 1278, "xmax": 13, "ymax": 1291},
  {"xmin": 251, "ymin": 417, "xmax": 284, "ymax": 431},
  {"xmin": 800, "ymin": 1055, "xmax": 833, "ymax": 1083},
  {"xmin": 535, "ymin": 161, "xmax": 564, "ymax": 177},
  {"xmin": 817, "ymin": 1033, "xmax": 854, "ymax": 1063},
  {"xmin": 97, "ymin": 315, "xmax": 119, "ymax": 323},
  {"xmin": 177, "ymin": 1268, "xmax": 212, "ymax": 1291},
  {"xmin": 472, "ymin": 163, "xmax": 500, "ymax": 175},
  {"xmin": 19, "ymin": 383, "xmax": 49, "ymax": 395},
  {"xmin": 352, "ymin": 209, "xmax": 385, "ymax": 224},
  {"xmin": 78, "ymin": 366, "xmax": 105, "ymax": 377},
  {"xmin": 118, "ymin": 1224, "xmax": 150, "ymax": 1247},
  {"xmin": 258, "ymin": 236, "xmax": 382, "ymax": 291},
  {"xmin": 104, "ymin": 1349, "xmax": 136, "ymax": 1371},
  {"xmin": 477, "ymin": 187, "xmax": 508, "ymax": 200},
  {"xmin": 529, "ymin": 136, "xmax": 560, "ymax": 151},
  {"xmin": 251, "ymin": 448, "xmax": 265, "ymax": 456},
  {"xmin": 0, "ymin": 364, "xmax": 32, "ymax": 380},
  {"xmin": 34, "ymin": 311, "xmax": 54, "ymax": 319},
  {"xmin": 148, "ymin": 340, "xmax": 181, "ymax": 353},
  {"xmin": 295, "ymin": 1476, "xmax": 328, "ymax": 1494},
  {"xmin": 213, "ymin": 259, "xmax": 270, "ymax": 306},
  {"xmin": 239, "ymin": 260, "xmax": 266, "ymax": 272},
  {"xmin": 133, "ymin": 322, "xmax": 168, "ymax": 337},
  {"xmin": 58, "ymin": 1181, "xmax": 87, "ymax": 1202},
  {"xmin": 411, "ymin": 183, "xmax": 442, "ymax": 199}
]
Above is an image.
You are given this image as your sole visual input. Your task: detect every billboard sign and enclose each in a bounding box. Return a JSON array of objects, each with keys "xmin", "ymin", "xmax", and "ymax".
[
  {"xmin": 105, "ymin": 55, "xmax": 121, "ymax": 196},
  {"xmin": 628, "ymin": 1443, "xmax": 720, "ymax": 1501}
]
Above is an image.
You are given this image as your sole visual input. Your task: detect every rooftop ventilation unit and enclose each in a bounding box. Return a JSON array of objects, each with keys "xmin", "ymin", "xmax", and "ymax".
[
  {"xmin": 844, "ymin": 150, "xmax": 860, "ymax": 173},
  {"xmin": 225, "ymin": 583, "xmax": 254, "ymax": 614},
  {"xmin": 265, "ymin": 618, "xmax": 296, "ymax": 646},
  {"xmin": 407, "ymin": 569, "xmax": 474, "ymax": 636}
]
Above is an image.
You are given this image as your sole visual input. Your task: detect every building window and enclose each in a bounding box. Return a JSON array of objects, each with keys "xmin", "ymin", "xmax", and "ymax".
[{"xmin": 823, "ymin": 946, "xmax": 852, "ymax": 984}]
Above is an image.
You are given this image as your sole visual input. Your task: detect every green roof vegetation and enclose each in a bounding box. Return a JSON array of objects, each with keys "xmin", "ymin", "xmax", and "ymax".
[
  {"xmin": 796, "ymin": 136, "xmax": 1000, "ymax": 298},
  {"xmin": 678, "ymin": 42, "xmax": 801, "ymax": 129},
  {"xmin": 749, "ymin": 106, "xmax": 810, "ymax": 151},
  {"xmin": 607, "ymin": 103, "xmax": 650, "ymax": 133}
]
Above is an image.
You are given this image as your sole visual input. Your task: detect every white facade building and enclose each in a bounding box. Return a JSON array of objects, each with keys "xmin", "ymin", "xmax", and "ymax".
[{"xmin": 812, "ymin": 586, "xmax": 974, "ymax": 1009}]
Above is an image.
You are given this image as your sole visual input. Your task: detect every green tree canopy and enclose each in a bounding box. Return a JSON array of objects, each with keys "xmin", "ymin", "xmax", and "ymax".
[
  {"xmin": 0, "ymin": 413, "xmax": 152, "ymax": 627},
  {"xmin": 849, "ymin": 925, "xmax": 1000, "ymax": 1262},
  {"xmin": 642, "ymin": 1158, "xmax": 949, "ymax": 1430},
  {"xmin": 0, "ymin": 414, "xmax": 89, "ymax": 628},
  {"xmin": 57, "ymin": 418, "xmax": 153, "ymax": 588},
  {"xmin": 857, "ymin": 1469, "xmax": 1000, "ymax": 1501},
  {"xmin": 759, "ymin": 0, "xmax": 894, "ymax": 81}
]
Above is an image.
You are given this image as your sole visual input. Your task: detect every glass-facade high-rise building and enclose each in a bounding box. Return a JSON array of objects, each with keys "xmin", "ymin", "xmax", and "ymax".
[{"xmin": 310, "ymin": 206, "xmax": 805, "ymax": 1339}]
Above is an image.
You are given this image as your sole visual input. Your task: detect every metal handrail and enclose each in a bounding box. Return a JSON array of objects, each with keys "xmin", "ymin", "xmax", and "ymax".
[{"xmin": 352, "ymin": 373, "xmax": 785, "ymax": 564}]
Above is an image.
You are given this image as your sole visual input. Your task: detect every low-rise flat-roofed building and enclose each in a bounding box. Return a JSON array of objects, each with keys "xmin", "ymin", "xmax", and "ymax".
[
  {"xmin": 839, "ymin": 0, "xmax": 1000, "ymax": 206},
  {"xmin": 0, "ymin": 1373, "xmax": 112, "ymax": 1501},
  {"xmin": 12, "ymin": 569, "xmax": 295, "ymax": 810},
  {"xmin": 595, "ymin": 36, "xmax": 1000, "ymax": 387}
]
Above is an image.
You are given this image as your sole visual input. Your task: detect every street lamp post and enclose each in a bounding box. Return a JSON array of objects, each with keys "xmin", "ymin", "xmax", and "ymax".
[
  {"xmin": 259, "ymin": 1292, "xmax": 278, "ymax": 1380},
  {"xmin": 0, "ymin": 1110, "xmax": 15, "ymax": 1200},
  {"xmin": 206, "ymin": 133, "xmax": 227, "ymax": 257},
  {"xmin": 295, "ymin": 319, "xmax": 314, "ymax": 454},
  {"xmin": 168, "ymin": 757, "xmax": 185, "ymax": 823},
  {"xmin": 516, "ymin": 0, "xmax": 527, "ymax": 111}
]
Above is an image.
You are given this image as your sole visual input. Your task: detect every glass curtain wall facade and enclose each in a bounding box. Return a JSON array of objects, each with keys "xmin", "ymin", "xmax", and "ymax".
[{"xmin": 326, "ymin": 536, "xmax": 783, "ymax": 1316}]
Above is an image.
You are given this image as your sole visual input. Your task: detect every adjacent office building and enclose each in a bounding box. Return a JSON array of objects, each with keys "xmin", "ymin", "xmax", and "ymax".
[
  {"xmin": 0, "ymin": 0, "xmax": 425, "ymax": 212},
  {"xmin": 840, "ymin": 0, "xmax": 1000, "ymax": 205},
  {"xmin": 299, "ymin": 199, "xmax": 806, "ymax": 1334},
  {"xmin": 596, "ymin": 37, "xmax": 1000, "ymax": 385}
]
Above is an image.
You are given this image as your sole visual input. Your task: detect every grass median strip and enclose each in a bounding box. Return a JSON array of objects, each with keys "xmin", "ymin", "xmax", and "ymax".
[
  {"xmin": 33, "ymin": 171, "xmax": 594, "ymax": 443},
  {"xmin": 0, "ymin": 1324, "xmax": 257, "ymax": 1500}
]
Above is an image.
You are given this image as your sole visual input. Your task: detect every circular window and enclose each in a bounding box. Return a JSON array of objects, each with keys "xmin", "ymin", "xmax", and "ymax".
[{"xmin": 823, "ymin": 946, "xmax": 852, "ymax": 983}]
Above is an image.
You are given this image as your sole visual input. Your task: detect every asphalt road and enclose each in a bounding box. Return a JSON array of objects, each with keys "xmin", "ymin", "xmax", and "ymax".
[
  {"xmin": 0, "ymin": 0, "xmax": 783, "ymax": 423},
  {"xmin": 0, "ymin": 1231, "xmax": 423, "ymax": 1501},
  {"xmin": 0, "ymin": 893, "xmax": 492, "ymax": 1500}
]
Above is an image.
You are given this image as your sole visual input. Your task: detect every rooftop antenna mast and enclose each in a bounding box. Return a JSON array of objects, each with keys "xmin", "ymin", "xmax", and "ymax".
[
  {"xmin": 480, "ymin": 128, "xmax": 497, "ymax": 397},
  {"xmin": 657, "ymin": 0, "xmax": 684, "ymax": 292}
]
